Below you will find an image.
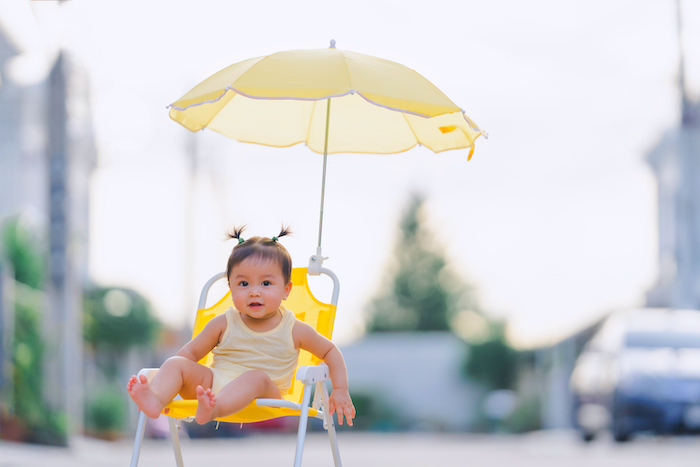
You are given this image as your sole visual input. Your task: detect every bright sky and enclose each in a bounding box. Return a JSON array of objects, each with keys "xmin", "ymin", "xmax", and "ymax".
[{"xmin": 15, "ymin": 0, "xmax": 700, "ymax": 348}]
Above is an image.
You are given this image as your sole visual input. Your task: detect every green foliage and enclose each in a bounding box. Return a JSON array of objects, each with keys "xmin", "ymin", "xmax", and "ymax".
[
  {"xmin": 464, "ymin": 324, "xmax": 518, "ymax": 390},
  {"xmin": 83, "ymin": 286, "xmax": 159, "ymax": 354},
  {"xmin": 337, "ymin": 390, "xmax": 404, "ymax": 431},
  {"xmin": 0, "ymin": 217, "xmax": 44, "ymax": 289},
  {"xmin": 81, "ymin": 284, "xmax": 159, "ymax": 438},
  {"xmin": 366, "ymin": 194, "xmax": 478, "ymax": 332},
  {"xmin": 11, "ymin": 293, "xmax": 45, "ymax": 427},
  {"xmin": 85, "ymin": 385, "xmax": 126, "ymax": 436},
  {"xmin": 0, "ymin": 218, "xmax": 67, "ymax": 445},
  {"xmin": 83, "ymin": 285, "xmax": 160, "ymax": 390},
  {"xmin": 502, "ymin": 394, "xmax": 541, "ymax": 433}
]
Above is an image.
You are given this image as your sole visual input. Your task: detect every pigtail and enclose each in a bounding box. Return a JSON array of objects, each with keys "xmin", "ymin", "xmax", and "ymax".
[
  {"xmin": 278, "ymin": 225, "xmax": 292, "ymax": 239},
  {"xmin": 272, "ymin": 225, "xmax": 292, "ymax": 243},
  {"xmin": 225, "ymin": 225, "xmax": 247, "ymax": 244}
]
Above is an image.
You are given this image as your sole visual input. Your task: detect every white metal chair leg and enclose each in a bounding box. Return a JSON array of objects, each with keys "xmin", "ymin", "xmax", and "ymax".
[
  {"xmin": 129, "ymin": 411, "xmax": 148, "ymax": 467},
  {"xmin": 320, "ymin": 382, "xmax": 343, "ymax": 467},
  {"xmin": 168, "ymin": 417, "xmax": 185, "ymax": 467},
  {"xmin": 293, "ymin": 383, "xmax": 314, "ymax": 467}
]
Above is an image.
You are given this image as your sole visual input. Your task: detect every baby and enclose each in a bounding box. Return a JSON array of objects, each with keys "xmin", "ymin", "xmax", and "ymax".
[{"xmin": 127, "ymin": 226, "xmax": 355, "ymax": 425}]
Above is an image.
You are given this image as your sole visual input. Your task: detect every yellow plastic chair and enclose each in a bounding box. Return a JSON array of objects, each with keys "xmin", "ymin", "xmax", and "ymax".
[{"xmin": 129, "ymin": 267, "xmax": 343, "ymax": 467}]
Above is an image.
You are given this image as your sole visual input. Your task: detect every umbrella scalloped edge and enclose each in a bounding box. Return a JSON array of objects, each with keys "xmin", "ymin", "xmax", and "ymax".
[{"xmin": 170, "ymin": 86, "xmax": 487, "ymax": 137}]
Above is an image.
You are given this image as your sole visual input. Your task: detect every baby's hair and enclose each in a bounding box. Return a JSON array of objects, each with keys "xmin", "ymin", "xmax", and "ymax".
[
  {"xmin": 225, "ymin": 225, "xmax": 248, "ymax": 244},
  {"xmin": 225, "ymin": 225, "xmax": 293, "ymax": 284}
]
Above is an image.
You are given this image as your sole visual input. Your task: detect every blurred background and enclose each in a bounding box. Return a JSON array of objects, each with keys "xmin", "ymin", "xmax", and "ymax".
[{"xmin": 0, "ymin": 0, "xmax": 699, "ymax": 450}]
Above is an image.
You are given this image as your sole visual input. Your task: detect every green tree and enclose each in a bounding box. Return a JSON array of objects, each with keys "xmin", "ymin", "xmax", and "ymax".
[
  {"xmin": 464, "ymin": 323, "xmax": 518, "ymax": 390},
  {"xmin": 83, "ymin": 286, "xmax": 159, "ymax": 356},
  {"xmin": 365, "ymin": 194, "xmax": 478, "ymax": 332},
  {"xmin": 362, "ymin": 196, "xmax": 525, "ymax": 430},
  {"xmin": 83, "ymin": 285, "xmax": 159, "ymax": 382},
  {"xmin": 1, "ymin": 217, "xmax": 66, "ymax": 445},
  {"xmin": 82, "ymin": 285, "xmax": 159, "ymax": 437}
]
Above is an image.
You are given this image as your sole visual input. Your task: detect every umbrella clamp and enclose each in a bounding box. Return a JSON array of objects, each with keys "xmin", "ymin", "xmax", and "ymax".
[{"xmin": 308, "ymin": 247, "xmax": 328, "ymax": 276}]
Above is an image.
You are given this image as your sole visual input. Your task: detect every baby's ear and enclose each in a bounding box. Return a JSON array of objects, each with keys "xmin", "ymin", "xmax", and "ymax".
[{"xmin": 284, "ymin": 281, "xmax": 293, "ymax": 299}]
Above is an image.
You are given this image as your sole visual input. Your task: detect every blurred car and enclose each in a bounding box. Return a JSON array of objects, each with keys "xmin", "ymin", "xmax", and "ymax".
[{"xmin": 570, "ymin": 308, "xmax": 700, "ymax": 442}]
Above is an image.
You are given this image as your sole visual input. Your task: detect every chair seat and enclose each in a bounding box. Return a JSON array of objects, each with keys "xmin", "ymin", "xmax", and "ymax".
[{"xmin": 162, "ymin": 398, "xmax": 318, "ymax": 423}]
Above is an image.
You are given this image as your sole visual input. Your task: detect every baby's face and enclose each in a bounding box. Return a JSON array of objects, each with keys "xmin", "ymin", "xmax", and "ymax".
[{"xmin": 228, "ymin": 257, "xmax": 292, "ymax": 322}]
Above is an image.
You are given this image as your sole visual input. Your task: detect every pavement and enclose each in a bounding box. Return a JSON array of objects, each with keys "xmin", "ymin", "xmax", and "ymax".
[{"xmin": 2, "ymin": 430, "xmax": 700, "ymax": 467}]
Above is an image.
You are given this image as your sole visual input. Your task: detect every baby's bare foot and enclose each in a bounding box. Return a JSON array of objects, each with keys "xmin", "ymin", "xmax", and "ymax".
[
  {"xmin": 127, "ymin": 374, "xmax": 163, "ymax": 419},
  {"xmin": 195, "ymin": 385, "xmax": 217, "ymax": 424}
]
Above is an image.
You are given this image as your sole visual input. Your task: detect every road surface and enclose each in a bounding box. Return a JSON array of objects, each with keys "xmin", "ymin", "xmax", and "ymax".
[{"xmin": 1, "ymin": 430, "xmax": 699, "ymax": 466}]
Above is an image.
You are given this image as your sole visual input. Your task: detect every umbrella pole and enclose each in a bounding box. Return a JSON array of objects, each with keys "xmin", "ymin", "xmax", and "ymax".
[
  {"xmin": 310, "ymin": 98, "xmax": 331, "ymax": 274},
  {"xmin": 318, "ymin": 98, "xmax": 331, "ymax": 249}
]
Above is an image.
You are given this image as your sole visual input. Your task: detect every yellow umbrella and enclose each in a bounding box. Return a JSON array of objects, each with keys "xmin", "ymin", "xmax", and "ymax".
[{"xmin": 169, "ymin": 41, "xmax": 487, "ymax": 267}]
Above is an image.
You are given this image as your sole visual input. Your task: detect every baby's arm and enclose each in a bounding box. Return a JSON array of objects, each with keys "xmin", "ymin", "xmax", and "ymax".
[
  {"xmin": 176, "ymin": 314, "xmax": 226, "ymax": 362},
  {"xmin": 293, "ymin": 321, "xmax": 356, "ymax": 426}
]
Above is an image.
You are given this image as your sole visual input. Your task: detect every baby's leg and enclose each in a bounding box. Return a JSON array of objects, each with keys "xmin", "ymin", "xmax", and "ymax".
[
  {"xmin": 128, "ymin": 356, "xmax": 213, "ymax": 419},
  {"xmin": 195, "ymin": 370, "xmax": 281, "ymax": 424}
]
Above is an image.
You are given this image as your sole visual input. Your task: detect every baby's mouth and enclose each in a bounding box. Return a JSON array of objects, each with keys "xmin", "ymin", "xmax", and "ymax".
[{"xmin": 249, "ymin": 302, "xmax": 263, "ymax": 307}]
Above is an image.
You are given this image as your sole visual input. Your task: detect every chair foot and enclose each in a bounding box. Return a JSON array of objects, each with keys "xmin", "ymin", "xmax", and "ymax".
[
  {"xmin": 293, "ymin": 383, "xmax": 314, "ymax": 467},
  {"xmin": 169, "ymin": 417, "xmax": 185, "ymax": 467},
  {"xmin": 321, "ymin": 383, "xmax": 343, "ymax": 467},
  {"xmin": 130, "ymin": 411, "xmax": 147, "ymax": 467}
]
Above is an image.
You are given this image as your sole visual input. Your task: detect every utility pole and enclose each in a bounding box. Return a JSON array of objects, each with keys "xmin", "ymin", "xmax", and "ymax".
[{"xmin": 46, "ymin": 52, "xmax": 83, "ymax": 444}]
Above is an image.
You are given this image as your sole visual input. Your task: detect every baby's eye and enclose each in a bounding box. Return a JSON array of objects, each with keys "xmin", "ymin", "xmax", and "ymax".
[
  {"xmin": 262, "ymin": 280, "xmax": 272, "ymax": 286},
  {"xmin": 238, "ymin": 281, "xmax": 249, "ymax": 287}
]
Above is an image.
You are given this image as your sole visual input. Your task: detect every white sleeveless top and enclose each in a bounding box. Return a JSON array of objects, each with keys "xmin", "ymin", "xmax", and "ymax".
[{"xmin": 211, "ymin": 305, "xmax": 299, "ymax": 391}]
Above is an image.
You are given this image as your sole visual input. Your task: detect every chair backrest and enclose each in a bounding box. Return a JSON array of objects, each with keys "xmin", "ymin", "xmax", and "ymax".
[{"xmin": 191, "ymin": 267, "xmax": 337, "ymax": 402}]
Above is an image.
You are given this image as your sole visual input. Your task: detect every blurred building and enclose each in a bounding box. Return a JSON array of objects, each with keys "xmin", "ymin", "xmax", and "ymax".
[
  {"xmin": 645, "ymin": 3, "xmax": 700, "ymax": 310},
  {"xmin": 645, "ymin": 98, "xmax": 700, "ymax": 309},
  {"xmin": 534, "ymin": 320, "xmax": 603, "ymax": 430},
  {"xmin": 341, "ymin": 332, "xmax": 481, "ymax": 431},
  {"xmin": 0, "ymin": 5, "xmax": 96, "ymax": 440}
]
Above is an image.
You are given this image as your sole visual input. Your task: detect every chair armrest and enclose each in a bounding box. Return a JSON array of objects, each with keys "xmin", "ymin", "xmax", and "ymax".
[{"xmin": 295, "ymin": 364, "xmax": 330, "ymax": 385}]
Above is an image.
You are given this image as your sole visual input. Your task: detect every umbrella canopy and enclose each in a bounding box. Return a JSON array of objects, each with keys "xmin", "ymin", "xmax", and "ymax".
[
  {"xmin": 169, "ymin": 43, "xmax": 486, "ymax": 157},
  {"xmin": 168, "ymin": 42, "xmax": 487, "ymax": 268}
]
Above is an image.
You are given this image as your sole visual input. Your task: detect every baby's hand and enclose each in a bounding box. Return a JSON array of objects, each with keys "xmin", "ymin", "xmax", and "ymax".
[{"xmin": 329, "ymin": 388, "xmax": 356, "ymax": 426}]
